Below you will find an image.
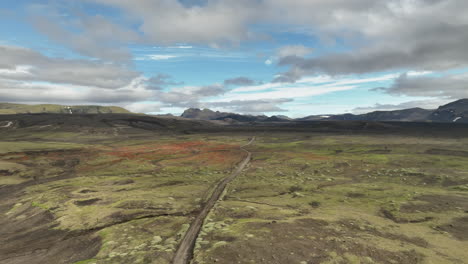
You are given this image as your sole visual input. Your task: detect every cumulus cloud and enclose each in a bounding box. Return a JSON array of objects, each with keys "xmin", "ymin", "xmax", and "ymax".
[
  {"xmin": 208, "ymin": 98, "xmax": 292, "ymax": 113},
  {"xmin": 155, "ymin": 84, "xmax": 226, "ymax": 107},
  {"xmin": 0, "ymin": 76, "xmax": 154, "ymax": 104},
  {"xmin": 145, "ymin": 74, "xmax": 183, "ymax": 90},
  {"xmin": 277, "ymin": 45, "xmax": 313, "ymax": 59},
  {"xmin": 87, "ymin": 0, "xmax": 259, "ymax": 46},
  {"xmin": 8, "ymin": 0, "xmax": 468, "ymax": 112},
  {"xmin": 32, "ymin": 11, "xmax": 140, "ymax": 62},
  {"xmin": 377, "ymin": 72, "xmax": 468, "ymax": 99},
  {"xmin": 0, "ymin": 45, "xmax": 139, "ymax": 89},
  {"xmin": 38, "ymin": 0, "xmax": 467, "ymax": 82},
  {"xmin": 273, "ymin": 0, "xmax": 468, "ymax": 80},
  {"xmin": 125, "ymin": 102, "xmax": 162, "ymax": 113}
]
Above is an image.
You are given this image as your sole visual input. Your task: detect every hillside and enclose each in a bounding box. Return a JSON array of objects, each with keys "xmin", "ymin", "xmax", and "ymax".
[
  {"xmin": 327, "ymin": 108, "xmax": 433, "ymax": 122},
  {"xmin": 428, "ymin": 99, "xmax": 468, "ymax": 123},
  {"xmin": 182, "ymin": 108, "xmax": 267, "ymax": 122},
  {"xmin": 0, "ymin": 103, "xmax": 131, "ymax": 115}
]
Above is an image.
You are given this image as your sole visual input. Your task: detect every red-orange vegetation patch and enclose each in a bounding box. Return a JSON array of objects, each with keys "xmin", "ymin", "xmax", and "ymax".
[
  {"xmin": 106, "ymin": 141, "xmax": 239, "ymax": 163},
  {"xmin": 161, "ymin": 149, "xmax": 243, "ymax": 169}
]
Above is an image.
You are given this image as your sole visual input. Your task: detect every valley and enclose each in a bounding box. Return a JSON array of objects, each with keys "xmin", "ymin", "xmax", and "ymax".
[{"xmin": 0, "ymin": 114, "xmax": 467, "ymax": 263}]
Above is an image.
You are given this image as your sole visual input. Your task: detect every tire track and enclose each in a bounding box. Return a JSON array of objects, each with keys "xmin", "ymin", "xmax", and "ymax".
[{"xmin": 172, "ymin": 137, "xmax": 255, "ymax": 264}]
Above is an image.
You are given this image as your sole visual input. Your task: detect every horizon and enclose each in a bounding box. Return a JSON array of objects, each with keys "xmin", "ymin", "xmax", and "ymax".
[
  {"xmin": 4, "ymin": 98, "xmax": 467, "ymax": 119},
  {"xmin": 1, "ymin": 1, "xmax": 467, "ymax": 118}
]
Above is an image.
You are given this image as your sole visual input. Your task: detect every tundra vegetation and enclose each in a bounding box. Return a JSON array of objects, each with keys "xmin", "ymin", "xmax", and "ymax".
[{"xmin": 0, "ymin": 120, "xmax": 467, "ymax": 264}]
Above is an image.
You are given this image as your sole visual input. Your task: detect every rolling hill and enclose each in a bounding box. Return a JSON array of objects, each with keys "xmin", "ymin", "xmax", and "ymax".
[{"xmin": 0, "ymin": 103, "xmax": 131, "ymax": 115}]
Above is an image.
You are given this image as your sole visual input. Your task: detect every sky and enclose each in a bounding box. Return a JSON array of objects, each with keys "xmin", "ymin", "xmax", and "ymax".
[{"xmin": 0, "ymin": 0, "xmax": 467, "ymax": 117}]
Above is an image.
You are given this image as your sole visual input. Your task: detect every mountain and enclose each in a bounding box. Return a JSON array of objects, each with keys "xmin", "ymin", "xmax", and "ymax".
[
  {"xmin": 0, "ymin": 103, "xmax": 131, "ymax": 115},
  {"xmin": 326, "ymin": 108, "xmax": 433, "ymax": 122},
  {"xmin": 181, "ymin": 99, "xmax": 468, "ymax": 123},
  {"xmin": 318, "ymin": 100, "xmax": 468, "ymax": 123},
  {"xmin": 181, "ymin": 108, "xmax": 291, "ymax": 122},
  {"xmin": 181, "ymin": 108, "xmax": 227, "ymax": 120},
  {"xmin": 428, "ymin": 99, "xmax": 468, "ymax": 123}
]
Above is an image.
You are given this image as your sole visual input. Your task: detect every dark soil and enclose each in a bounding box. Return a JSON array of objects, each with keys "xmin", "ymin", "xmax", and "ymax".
[
  {"xmin": 425, "ymin": 148, "xmax": 468, "ymax": 157},
  {"xmin": 112, "ymin": 179, "xmax": 134, "ymax": 185},
  {"xmin": 436, "ymin": 216, "xmax": 468, "ymax": 241},
  {"xmin": 0, "ymin": 205, "xmax": 101, "ymax": 264},
  {"xmin": 201, "ymin": 218, "xmax": 425, "ymax": 264},
  {"xmin": 338, "ymin": 219, "xmax": 429, "ymax": 248},
  {"xmin": 78, "ymin": 189, "xmax": 97, "ymax": 193},
  {"xmin": 400, "ymin": 195, "xmax": 468, "ymax": 213},
  {"xmin": 346, "ymin": 192, "xmax": 366, "ymax": 198},
  {"xmin": 115, "ymin": 200, "xmax": 168, "ymax": 210},
  {"xmin": 379, "ymin": 208, "xmax": 434, "ymax": 223},
  {"xmin": 74, "ymin": 198, "xmax": 101, "ymax": 206}
]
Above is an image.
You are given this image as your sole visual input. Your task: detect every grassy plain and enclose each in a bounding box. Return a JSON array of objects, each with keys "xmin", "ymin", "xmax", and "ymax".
[{"xmin": 0, "ymin": 125, "xmax": 467, "ymax": 264}]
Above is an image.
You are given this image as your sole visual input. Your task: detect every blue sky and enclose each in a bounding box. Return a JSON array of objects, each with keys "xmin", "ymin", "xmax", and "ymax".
[{"xmin": 1, "ymin": 0, "xmax": 467, "ymax": 117}]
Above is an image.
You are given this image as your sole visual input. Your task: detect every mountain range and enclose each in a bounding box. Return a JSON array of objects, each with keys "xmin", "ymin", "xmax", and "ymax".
[
  {"xmin": 2, "ymin": 99, "xmax": 467, "ymax": 123},
  {"xmin": 181, "ymin": 99, "xmax": 468, "ymax": 123}
]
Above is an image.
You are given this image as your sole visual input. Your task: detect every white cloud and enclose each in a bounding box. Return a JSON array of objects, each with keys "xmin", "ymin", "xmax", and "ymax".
[
  {"xmin": 223, "ymin": 85, "xmax": 354, "ymax": 101},
  {"xmin": 136, "ymin": 54, "xmax": 179, "ymax": 61},
  {"xmin": 125, "ymin": 102, "xmax": 162, "ymax": 113},
  {"xmin": 169, "ymin": 45, "xmax": 193, "ymax": 49},
  {"xmin": 147, "ymin": 54, "xmax": 178, "ymax": 60},
  {"xmin": 0, "ymin": 76, "xmax": 154, "ymax": 104},
  {"xmin": 1, "ymin": 45, "xmax": 139, "ymax": 89},
  {"xmin": 0, "ymin": 65, "xmax": 33, "ymax": 77}
]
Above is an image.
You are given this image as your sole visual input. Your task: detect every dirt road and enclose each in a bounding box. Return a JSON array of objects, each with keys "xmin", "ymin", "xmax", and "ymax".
[{"xmin": 172, "ymin": 137, "xmax": 255, "ymax": 264}]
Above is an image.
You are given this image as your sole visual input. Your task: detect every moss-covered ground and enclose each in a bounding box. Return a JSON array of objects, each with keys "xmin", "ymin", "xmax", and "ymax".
[
  {"xmin": 1, "ymin": 131, "xmax": 467, "ymax": 263},
  {"xmin": 193, "ymin": 134, "xmax": 468, "ymax": 264}
]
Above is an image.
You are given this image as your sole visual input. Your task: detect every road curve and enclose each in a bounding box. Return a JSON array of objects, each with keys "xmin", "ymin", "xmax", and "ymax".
[{"xmin": 172, "ymin": 137, "xmax": 255, "ymax": 264}]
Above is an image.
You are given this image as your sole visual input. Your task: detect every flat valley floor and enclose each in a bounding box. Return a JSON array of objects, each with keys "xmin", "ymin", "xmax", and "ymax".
[{"xmin": 1, "ymin": 122, "xmax": 468, "ymax": 264}]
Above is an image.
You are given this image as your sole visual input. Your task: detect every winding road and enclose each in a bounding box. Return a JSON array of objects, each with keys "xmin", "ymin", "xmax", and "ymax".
[{"xmin": 172, "ymin": 137, "xmax": 255, "ymax": 264}]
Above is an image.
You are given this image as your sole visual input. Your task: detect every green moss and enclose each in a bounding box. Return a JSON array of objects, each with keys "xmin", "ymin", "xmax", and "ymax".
[
  {"xmin": 73, "ymin": 259, "xmax": 97, "ymax": 264},
  {"xmin": 31, "ymin": 201, "xmax": 49, "ymax": 210}
]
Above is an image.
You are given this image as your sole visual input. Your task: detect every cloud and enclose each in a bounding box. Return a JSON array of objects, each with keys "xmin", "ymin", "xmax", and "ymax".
[
  {"xmin": 226, "ymin": 73, "xmax": 402, "ymax": 102},
  {"xmin": 41, "ymin": 0, "xmax": 466, "ymax": 79},
  {"xmin": 168, "ymin": 45, "xmax": 193, "ymax": 49},
  {"xmin": 146, "ymin": 74, "xmax": 182, "ymax": 90},
  {"xmin": 223, "ymin": 77, "xmax": 256, "ymax": 86},
  {"xmin": 208, "ymin": 98, "xmax": 292, "ymax": 113},
  {"xmin": 31, "ymin": 10, "xmax": 140, "ymax": 62},
  {"xmin": 0, "ymin": 45, "xmax": 139, "ymax": 89},
  {"xmin": 87, "ymin": 0, "xmax": 259, "ymax": 46},
  {"xmin": 0, "ymin": 76, "xmax": 154, "ymax": 104},
  {"xmin": 137, "ymin": 54, "xmax": 179, "ymax": 60},
  {"xmin": 273, "ymin": 0, "xmax": 468, "ymax": 80},
  {"xmin": 377, "ymin": 72, "xmax": 468, "ymax": 99},
  {"xmin": 125, "ymin": 102, "xmax": 162, "ymax": 113},
  {"xmin": 0, "ymin": 44, "xmax": 159, "ymax": 106},
  {"xmin": 156, "ymin": 84, "xmax": 226, "ymax": 107},
  {"xmin": 277, "ymin": 45, "xmax": 313, "ymax": 58}
]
